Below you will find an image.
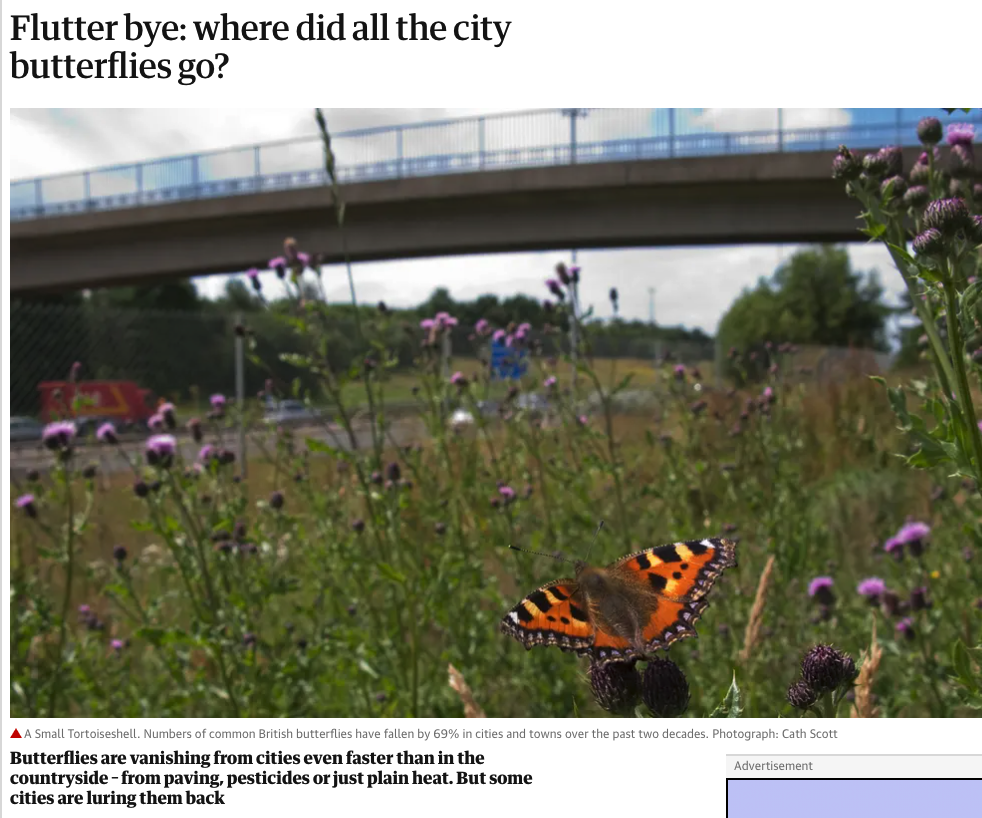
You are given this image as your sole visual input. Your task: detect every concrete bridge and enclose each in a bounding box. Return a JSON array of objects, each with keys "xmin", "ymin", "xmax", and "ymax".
[{"xmin": 10, "ymin": 108, "xmax": 967, "ymax": 294}]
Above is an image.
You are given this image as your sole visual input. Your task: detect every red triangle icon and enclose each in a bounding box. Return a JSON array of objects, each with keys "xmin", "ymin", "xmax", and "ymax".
[{"xmin": 10, "ymin": 729, "xmax": 22, "ymax": 738}]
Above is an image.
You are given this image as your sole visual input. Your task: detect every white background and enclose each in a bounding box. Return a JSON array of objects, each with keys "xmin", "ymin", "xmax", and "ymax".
[{"xmin": 3, "ymin": 2, "xmax": 980, "ymax": 816}]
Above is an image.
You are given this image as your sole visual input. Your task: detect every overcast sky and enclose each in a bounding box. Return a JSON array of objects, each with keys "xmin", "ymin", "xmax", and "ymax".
[{"xmin": 10, "ymin": 108, "xmax": 905, "ymax": 334}]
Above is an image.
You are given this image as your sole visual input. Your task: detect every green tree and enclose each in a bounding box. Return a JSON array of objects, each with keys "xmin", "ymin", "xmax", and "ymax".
[{"xmin": 718, "ymin": 245, "xmax": 890, "ymax": 359}]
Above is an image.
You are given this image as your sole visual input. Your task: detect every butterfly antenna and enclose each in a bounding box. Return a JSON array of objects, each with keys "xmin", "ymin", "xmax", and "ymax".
[
  {"xmin": 583, "ymin": 520, "xmax": 605, "ymax": 563},
  {"xmin": 507, "ymin": 544, "xmax": 577, "ymax": 565}
]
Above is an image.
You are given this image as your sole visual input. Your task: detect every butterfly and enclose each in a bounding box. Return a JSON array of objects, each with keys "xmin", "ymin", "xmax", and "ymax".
[{"xmin": 501, "ymin": 537, "xmax": 737, "ymax": 666}]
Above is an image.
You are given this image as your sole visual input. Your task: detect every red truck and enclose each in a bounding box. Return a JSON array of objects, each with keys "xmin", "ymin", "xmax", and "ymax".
[{"xmin": 39, "ymin": 380, "xmax": 156, "ymax": 426}]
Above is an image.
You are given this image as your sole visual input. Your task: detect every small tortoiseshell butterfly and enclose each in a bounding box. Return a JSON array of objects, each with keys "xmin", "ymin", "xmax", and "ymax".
[{"xmin": 501, "ymin": 537, "xmax": 737, "ymax": 665}]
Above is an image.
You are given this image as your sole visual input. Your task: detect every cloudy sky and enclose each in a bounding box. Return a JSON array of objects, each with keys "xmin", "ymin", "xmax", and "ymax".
[{"xmin": 10, "ymin": 107, "xmax": 912, "ymax": 335}]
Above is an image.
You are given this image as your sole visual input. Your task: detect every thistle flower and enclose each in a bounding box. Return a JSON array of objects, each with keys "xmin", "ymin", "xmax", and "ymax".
[
  {"xmin": 895, "ymin": 521, "xmax": 930, "ymax": 558},
  {"xmin": 673, "ymin": 364, "xmax": 685, "ymax": 381},
  {"xmin": 787, "ymin": 680, "xmax": 818, "ymax": 710},
  {"xmin": 16, "ymin": 494, "xmax": 37, "ymax": 519},
  {"xmin": 884, "ymin": 536, "xmax": 904, "ymax": 560},
  {"xmin": 198, "ymin": 444, "xmax": 217, "ymax": 463},
  {"xmin": 147, "ymin": 413, "xmax": 165, "ymax": 431},
  {"xmin": 434, "ymin": 521, "xmax": 447, "ymax": 536},
  {"xmin": 861, "ymin": 151, "xmax": 889, "ymax": 178},
  {"xmin": 568, "ymin": 265, "xmax": 580, "ymax": 283},
  {"xmin": 903, "ymin": 185, "xmax": 930, "ymax": 209},
  {"xmin": 881, "ymin": 590, "xmax": 904, "ymax": 617},
  {"xmin": 94, "ymin": 422, "xmax": 117, "ymax": 444},
  {"xmin": 210, "ymin": 394, "xmax": 227, "ymax": 410},
  {"xmin": 543, "ymin": 376, "xmax": 557, "ymax": 389},
  {"xmin": 159, "ymin": 402, "xmax": 176, "ymax": 429},
  {"xmin": 246, "ymin": 268, "xmax": 262, "ymax": 292},
  {"xmin": 145, "ymin": 434, "xmax": 176, "ymax": 467},
  {"xmin": 949, "ymin": 143, "xmax": 975, "ymax": 179},
  {"xmin": 808, "ymin": 576, "xmax": 835, "ymax": 606},
  {"xmin": 133, "ymin": 480, "xmax": 149, "ymax": 498},
  {"xmin": 269, "ymin": 490, "xmax": 285, "ymax": 510},
  {"xmin": 857, "ymin": 577, "xmax": 886, "ymax": 604},
  {"xmin": 917, "ymin": 117, "xmax": 943, "ymax": 146},
  {"xmin": 641, "ymin": 658, "xmax": 690, "ymax": 718},
  {"xmin": 879, "ymin": 175, "xmax": 907, "ymax": 201},
  {"xmin": 912, "ymin": 227, "xmax": 944, "ymax": 256},
  {"xmin": 831, "ymin": 146, "xmax": 861, "ymax": 181},
  {"xmin": 895, "ymin": 617, "xmax": 915, "ymax": 641},
  {"xmin": 545, "ymin": 278, "xmax": 565, "ymax": 300},
  {"xmin": 968, "ymin": 215, "xmax": 982, "ymax": 245},
  {"xmin": 42, "ymin": 420, "xmax": 76, "ymax": 451},
  {"xmin": 113, "ymin": 544, "xmax": 128, "ymax": 563},
  {"xmin": 351, "ymin": 518, "xmax": 365, "ymax": 533},
  {"xmin": 475, "ymin": 318, "xmax": 490, "ymax": 335},
  {"xmin": 800, "ymin": 644, "xmax": 856, "ymax": 693},
  {"xmin": 269, "ymin": 256, "xmax": 287, "ymax": 278},
  {"xmin": 492, "ymin": 328, "xmax": 507, "ymax": 343},
  {"xmin": 946, "ymin": 122, "xmax": 975, "ymax": 147},
  {"xmin": 111, "ymin": 639, "xmax": 126, "ymax": 652},
  {"xmin": 909, "ymin": 586, "xmax": 931, "ymax": 611},
  {"xmin": 877, "ymin": 146, "xmax": 903, "ymax": 177},
  {"xmin": 923, "ymin": 198, "xmax": 970, "ymax": 236},
  {"xmin": 450, "ymin": 371, "xmax": 468, "ymax": 387},
  {"xmin": 187, "ymin": 417, "xmax": 203, "ymax": 442},
  {"xmin": 555, "ymin": 262, "xmax": 571, "ymax": 286},
  {"xmin": 386, "ymin": 462, "xmax": 401, "ymax": 482},
  {"xmin": 589, "ymin": 660, "xmax": 641, "ymax": 716}
]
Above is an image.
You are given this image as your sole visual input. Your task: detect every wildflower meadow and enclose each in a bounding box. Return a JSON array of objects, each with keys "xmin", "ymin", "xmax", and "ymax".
[{"xmin": 10, "ymin": 110, "xmax": 982, "ymax": 719}]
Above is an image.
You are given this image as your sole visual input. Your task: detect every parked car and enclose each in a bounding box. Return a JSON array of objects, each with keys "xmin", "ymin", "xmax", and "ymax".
[
  {"xmin": 10, "ymin": 416, "xmax": 43, "ymax": 442},
  {"xmin": 264, "ymin": 400, "xmax": 323, "ymax": 426}
]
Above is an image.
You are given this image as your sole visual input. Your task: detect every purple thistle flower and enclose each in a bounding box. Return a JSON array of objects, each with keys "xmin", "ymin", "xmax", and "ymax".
[
  {"xmin": 17, "ymin": 494, "xmax": 37, "ymax": 519},
  {"xmin": 199, "ymin": 444, "xmax": 217, "ymax": 462},
  {"xmin": 96, "ymin": 422, "xmax": 118, "ymax": 444},
  {"xmin": 147, "ymin": 413, "xmax": 165, "ymax": 431},
  {"xmin": 420, "ymin": 318, "xmax": 435, "ymax": 330},
  {"xmin": 673, "ymin": 364, "xmax": 685, "ymax": 380},
  {"xmin": 210, "ymin": 394, "xmax": 226, "ymax": 409},
  {"xmin": 146, "ymin": 434, "xmax": 177, "ymax": 467},
  {"xmin": 450, "ymin": 371, "xmax": 468, "ymax": 387},
  {"xmin": 475, "ymin": 318, "xmax": 490, "ymax": 335},
  {"xmin": 42, "ymin": 420, "xmax": 77, "ymax": 451},
  {"xmin": 492, "ymin": 329, "xmax": 507, "ymax": 343},
  {"xmin": 434, "ymin": 312, "xmax": 458, "ymax": 329},
  {"xmin": 545, "ymin": 278, "xmax": 565, "ymax": 300},
  {"xmin": 113, "ymin": 544, "xmax": 128, "ymax": 562},
  {"xmin": 246, "ymin": 268, "xmax": 262, "ymax": 291},
  {"xmin": 909, "ymin": 586, "xmax": 931, "ymax": 612},
  {"xmin": 896, "ymin": 521, "xmax": 930, "ymax": 557},
  {"xmin": 269, "ymin": 256, "xmax": 287, "ymax": 278},
  {"xmin": 857, "ymin": 577, "xmax": 886, "ymax": 603},
  {"xmin": 884, "ymin": 536, "xmax": 904, "ymax": 560},
  {"xmin": 577, "ymin": 414, "xmax": 588, "ymax": 426},
  {"xmin": 808, "ymin": 576, "xmax": 835, "ymax": 606},
  {"xmin": 946, "ymin": 122, "xmax": 975, "ymax": 147},
  {"xmin": 111, "ymin": 639, "xmax": 125, "ymax": 652},
  {"xmin": 543, "ymin": 376, "xmax": 557, "ymax": 389},
  {"xmin": 498, "ymin": 485, "xmax": 516, "ymax": 503},
  {"xmin": 895, "ymin": 617, "xmax": 915, "ymax": 641}
]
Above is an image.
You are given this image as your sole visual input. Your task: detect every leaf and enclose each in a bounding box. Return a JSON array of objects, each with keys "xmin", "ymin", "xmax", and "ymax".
[
  {"xmin": 709, "ymin": 672, "xmax": 742, "ymax": 718},
  {"xmin": 378, "ymin": 563, "xmax": 407, "ymax": 585},
  {"xmin": 358, "ymin": 658, "xmax": 379, "ymax": 679},
  {"xmin": 951, "ymin": 641, "xmax": 978, "ymax": 694}
]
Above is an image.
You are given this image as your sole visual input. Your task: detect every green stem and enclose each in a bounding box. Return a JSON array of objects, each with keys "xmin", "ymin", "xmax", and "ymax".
[
  {"xmin": 941, "ymin": 259, "xmax": 982, "ymax": 483},
  {"xmin": 48, "ymin": 464, "xmax": 75, "ymax": 717}
]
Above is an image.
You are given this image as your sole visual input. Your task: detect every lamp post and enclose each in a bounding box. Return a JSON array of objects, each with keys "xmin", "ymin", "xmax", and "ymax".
[{"xmin": 561, "ymin": 108, "xmax": 589, "ymax": 164}]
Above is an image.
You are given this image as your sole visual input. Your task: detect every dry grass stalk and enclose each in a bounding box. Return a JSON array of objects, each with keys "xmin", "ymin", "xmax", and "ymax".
[
  {"xmin": 851, "ymin": 616, "xmax": 882, "ymax": 718},
  {"xmin": 739, "ymin": 555, "xmax": 776, "ymax": 664},
  {"xmin": 448, "ymin": 664, "xmax": 486, "ymax": 718}
]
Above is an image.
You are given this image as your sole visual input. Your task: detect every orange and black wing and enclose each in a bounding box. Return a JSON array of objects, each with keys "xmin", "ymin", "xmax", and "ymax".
[
  {"xmin": 609, "ymin": 538, "xmax": 737, "ymax": 656},
  {"xmin": 612, "ymin": 538, "xmax": 737, "ymax": 603},
  {"xmin": 500, "ymin": 580, "xmax": 595, "ymax": 654}
]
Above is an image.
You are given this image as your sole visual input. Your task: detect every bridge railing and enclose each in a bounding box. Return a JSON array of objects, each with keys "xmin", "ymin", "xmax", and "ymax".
[{"xmin": 10, "ymin": 108, "xmax": 981, "ymax": 221}]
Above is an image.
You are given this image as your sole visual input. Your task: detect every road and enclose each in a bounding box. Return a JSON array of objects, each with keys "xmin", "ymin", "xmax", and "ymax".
[{"xmin": 9, "ymin": 418, "xmax": 427, "ymax": 479}]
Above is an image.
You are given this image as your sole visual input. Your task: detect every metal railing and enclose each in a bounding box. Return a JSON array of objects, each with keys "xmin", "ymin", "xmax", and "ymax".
[{"xmin": 11, "ymin": 108, "xmax": 981, "ymax": 221}]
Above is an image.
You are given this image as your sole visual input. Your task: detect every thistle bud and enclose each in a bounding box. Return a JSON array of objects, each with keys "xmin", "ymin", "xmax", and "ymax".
[
  {"xmin": 786, "ymin": 680, "xmax": 818, "ymax": 710},
  {"xmin": 589, "ymin": 660, "xmax": 641, "ymax": 716},
  {"xmin": 800, "ymin": 644, "xmax": 856, "ymax": 694},
  {"xmin": 923, "ymin": 198, "xmax": 970, "ymax": 236},
  {"xmin": 641, "ymin": 657, "xmax": 690, "ymax": 717},
  {"xmin": 917, "ymin": 117, "xmax": 942, "ymax": 146}
]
